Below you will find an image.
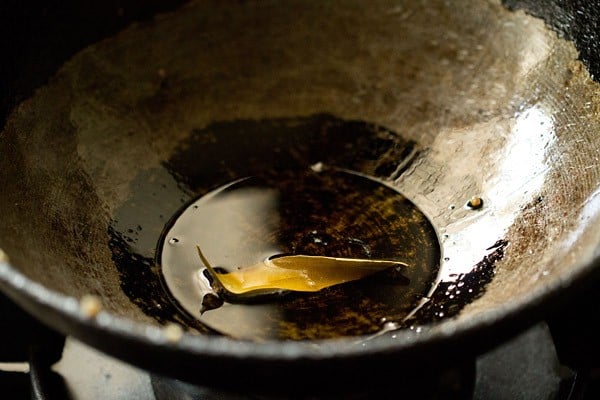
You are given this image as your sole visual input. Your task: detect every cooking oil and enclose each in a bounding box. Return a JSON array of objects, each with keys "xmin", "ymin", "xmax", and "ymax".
[
  {"xmin": 107, "ymin": 115, "xmax": 506, "ymax": 341},
  {"xmin": 159, "ymin": 167, "xmax": 440, "ymax": 340}
]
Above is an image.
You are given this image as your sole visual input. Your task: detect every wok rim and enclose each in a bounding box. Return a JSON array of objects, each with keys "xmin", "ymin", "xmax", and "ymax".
[{"xmin": 1, "ymin": 245, "xmax": 598, "ymax": 364}]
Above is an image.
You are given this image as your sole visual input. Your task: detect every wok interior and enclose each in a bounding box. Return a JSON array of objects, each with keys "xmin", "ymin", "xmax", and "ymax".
[{"xmin": 1, "ymin": 0, "xmax": 600, "ymax": 340}]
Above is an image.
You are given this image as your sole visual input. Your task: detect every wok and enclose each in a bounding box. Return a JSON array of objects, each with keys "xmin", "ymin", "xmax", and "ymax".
[{"xmin": 1, "ymin": 0, "xmax": 600, "ymax": 395}]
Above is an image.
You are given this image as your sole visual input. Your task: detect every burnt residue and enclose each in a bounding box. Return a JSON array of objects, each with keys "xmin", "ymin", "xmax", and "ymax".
[
  {"xmin": 106, "ymin": 166, "xmax": 211, "ymax": 332},
  {"xmin": 411, "ymin": 239, "xmax": 509, "ymax": 324},
  {"xmin": 165, "ymin": 114, "xmax": 416, "ymax": 192},
  {"xmin": 108, "ymin": 226, "xmax": 178, "ymax": 324},
  {"xmin": 108, "ymin": 226, "xmax": 212, "ymax": 333}
]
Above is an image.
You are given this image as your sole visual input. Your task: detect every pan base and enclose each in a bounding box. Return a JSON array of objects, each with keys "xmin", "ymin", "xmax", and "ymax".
[
  {"xmin": 108, "ymin": 114, "xmax": 511, "ymax": 340},
  {"xmin": 159, "ymin": 168, "xmax": 440, "ymax": 340}
]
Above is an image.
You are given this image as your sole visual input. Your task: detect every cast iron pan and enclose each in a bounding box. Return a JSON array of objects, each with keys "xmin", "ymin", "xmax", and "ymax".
[{"xmin": 1, "ymin": 0, "xmax": 600, "ymax": 395}]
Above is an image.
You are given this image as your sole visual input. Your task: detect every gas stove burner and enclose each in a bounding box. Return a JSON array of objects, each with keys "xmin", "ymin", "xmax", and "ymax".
[
  {"xmin": 150, "ymin": 364, "xmax": 475, "ymax": 400},
  {"xmin": 2, "ymin": 322, "xmax": 599, "ymax": 399}
]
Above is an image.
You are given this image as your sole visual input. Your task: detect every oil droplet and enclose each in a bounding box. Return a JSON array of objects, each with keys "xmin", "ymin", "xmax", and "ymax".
[{"xmin": 168, "ymin": 237, "xmax": 180, "ymax": 245}]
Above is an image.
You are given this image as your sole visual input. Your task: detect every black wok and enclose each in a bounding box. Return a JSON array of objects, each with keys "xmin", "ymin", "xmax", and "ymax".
[{"xmin": 1, "ymin": 0, "xmax": 600, "ymax": 395}]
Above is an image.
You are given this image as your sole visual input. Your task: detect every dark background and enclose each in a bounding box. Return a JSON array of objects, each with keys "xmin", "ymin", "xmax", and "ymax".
[{"xmin": 0, "ymin": 0, "xmax": 187, "ymax": 126}]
